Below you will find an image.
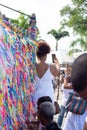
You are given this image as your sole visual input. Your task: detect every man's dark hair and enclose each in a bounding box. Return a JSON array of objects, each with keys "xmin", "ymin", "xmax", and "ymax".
[
  {"xmin": 37, "ymin": 96, "xmax": 52, "ymax": 105},
  {"xmin": 37, "ymin": 96, "xmax": 52, "ymax": 108},
  {"xmin": 71, "ymin": 53, "xmax": 87, "ymax": 92}
]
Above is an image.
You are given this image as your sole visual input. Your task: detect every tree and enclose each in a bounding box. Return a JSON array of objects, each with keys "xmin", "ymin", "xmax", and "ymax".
[
  {"xmin": 10, "ymin": 13, "xmax": 30, "ymax": 30},
  {"xmin": 60, "ymin": 0, "xmax": 87, "ymax": 52},
  {"xmin": 47, "ymin": 29, "xmax": 69, "ymax": 51},
  {"xmin": 68, "ymin": 37, "xmax": 87, "ymax": 55}
]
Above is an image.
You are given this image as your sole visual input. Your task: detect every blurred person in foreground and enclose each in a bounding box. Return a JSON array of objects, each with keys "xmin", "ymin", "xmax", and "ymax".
[
  {"xmin": 26, "ymin": 98, "xmax": 61, "ymax": 130},
  {"xmin": 38, "ymin": 101, "xmax": 62, "ymax": 130},
  {"xmin": 63, "ymin": 53, "xmax": 87, "ymax": 130},
  {"xmin": 26, "ymin": 96, "xmax": 52, "ymax": 130}
]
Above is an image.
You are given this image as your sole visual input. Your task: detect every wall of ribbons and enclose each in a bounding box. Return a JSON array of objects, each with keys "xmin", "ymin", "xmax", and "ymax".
[{"xmin": 0, "ymin": 18, "xmax": 37, "ymax": 130}]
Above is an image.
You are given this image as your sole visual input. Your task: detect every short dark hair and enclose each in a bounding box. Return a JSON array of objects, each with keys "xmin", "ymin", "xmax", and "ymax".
[
  {"xmin": 71, "ymin": 53, "xmax": 87, "ymax": 92},
  {"xmin": 37, "ymin": 96, "xmax": 52, "ymax": 109},
  {"xmin": 36, "ymin": 41, "xmax": 50, "ymax": 58}
]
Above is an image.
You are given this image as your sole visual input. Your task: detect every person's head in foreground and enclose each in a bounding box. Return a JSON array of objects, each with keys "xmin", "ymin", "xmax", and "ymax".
[
  {"xmin": 38, "ymin": 102, "xmax": 55, "ymax": 125},
  {"xmin": 38, "ymin": 102, "xmax": 62, "ymax": 130},
  {"xmin": 36, "ymin": 40, "xmax": 50, "ymax": 61},
  {"xmin": 71, "ymin": 53, "xmax": 87, "ymax": 99}
]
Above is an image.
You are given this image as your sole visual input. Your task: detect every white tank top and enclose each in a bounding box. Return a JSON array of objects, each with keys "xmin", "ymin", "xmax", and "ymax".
[{"xmin": 34, "ymin": 65, "xmax": 54, "ymax": 103}]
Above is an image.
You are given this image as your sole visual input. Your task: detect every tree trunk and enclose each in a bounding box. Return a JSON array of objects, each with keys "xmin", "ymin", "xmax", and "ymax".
[{"xmin": 56, "ymin": 40, "xmax": 58, "ymax": 51}]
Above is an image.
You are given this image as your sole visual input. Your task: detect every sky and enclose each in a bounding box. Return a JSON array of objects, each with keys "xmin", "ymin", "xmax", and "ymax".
[{"xmin": 0, "ymin": 0, "xmax": 72, "ymax": 51}]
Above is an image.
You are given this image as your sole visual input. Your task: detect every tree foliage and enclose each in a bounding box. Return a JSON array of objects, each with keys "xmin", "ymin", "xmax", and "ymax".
[
  {"xmin": 18, "ymin": 14, "xmax": 30, "ymax": 29},
  {"xmin": 10, "ymin": 13, "xmax": 30, "ymax": 30},
  {"xmin": 10, "ymin": 13, "xmax": 40, "ymax": 40},
  {"xmin": 68, "ymin": 48, "xmax": 82, "ymax": 56},
  {"xmin": 60, "ymin": 0, "xmax": 87, "ymax": 53},
  {"xmin": 60, "ymin": 0, "xmax": 87, "ymax": 36}
]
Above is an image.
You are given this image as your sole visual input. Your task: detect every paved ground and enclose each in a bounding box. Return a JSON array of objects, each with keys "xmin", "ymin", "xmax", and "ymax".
[{"xmin": 54, "ymin": 86, "xmax": 66, "ymax": 129}]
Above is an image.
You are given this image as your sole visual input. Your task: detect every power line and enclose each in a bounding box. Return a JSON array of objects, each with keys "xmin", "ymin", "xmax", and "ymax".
[{"xmin": 0, "ymin": 3, "xmax": 31, "ymax": 17}]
